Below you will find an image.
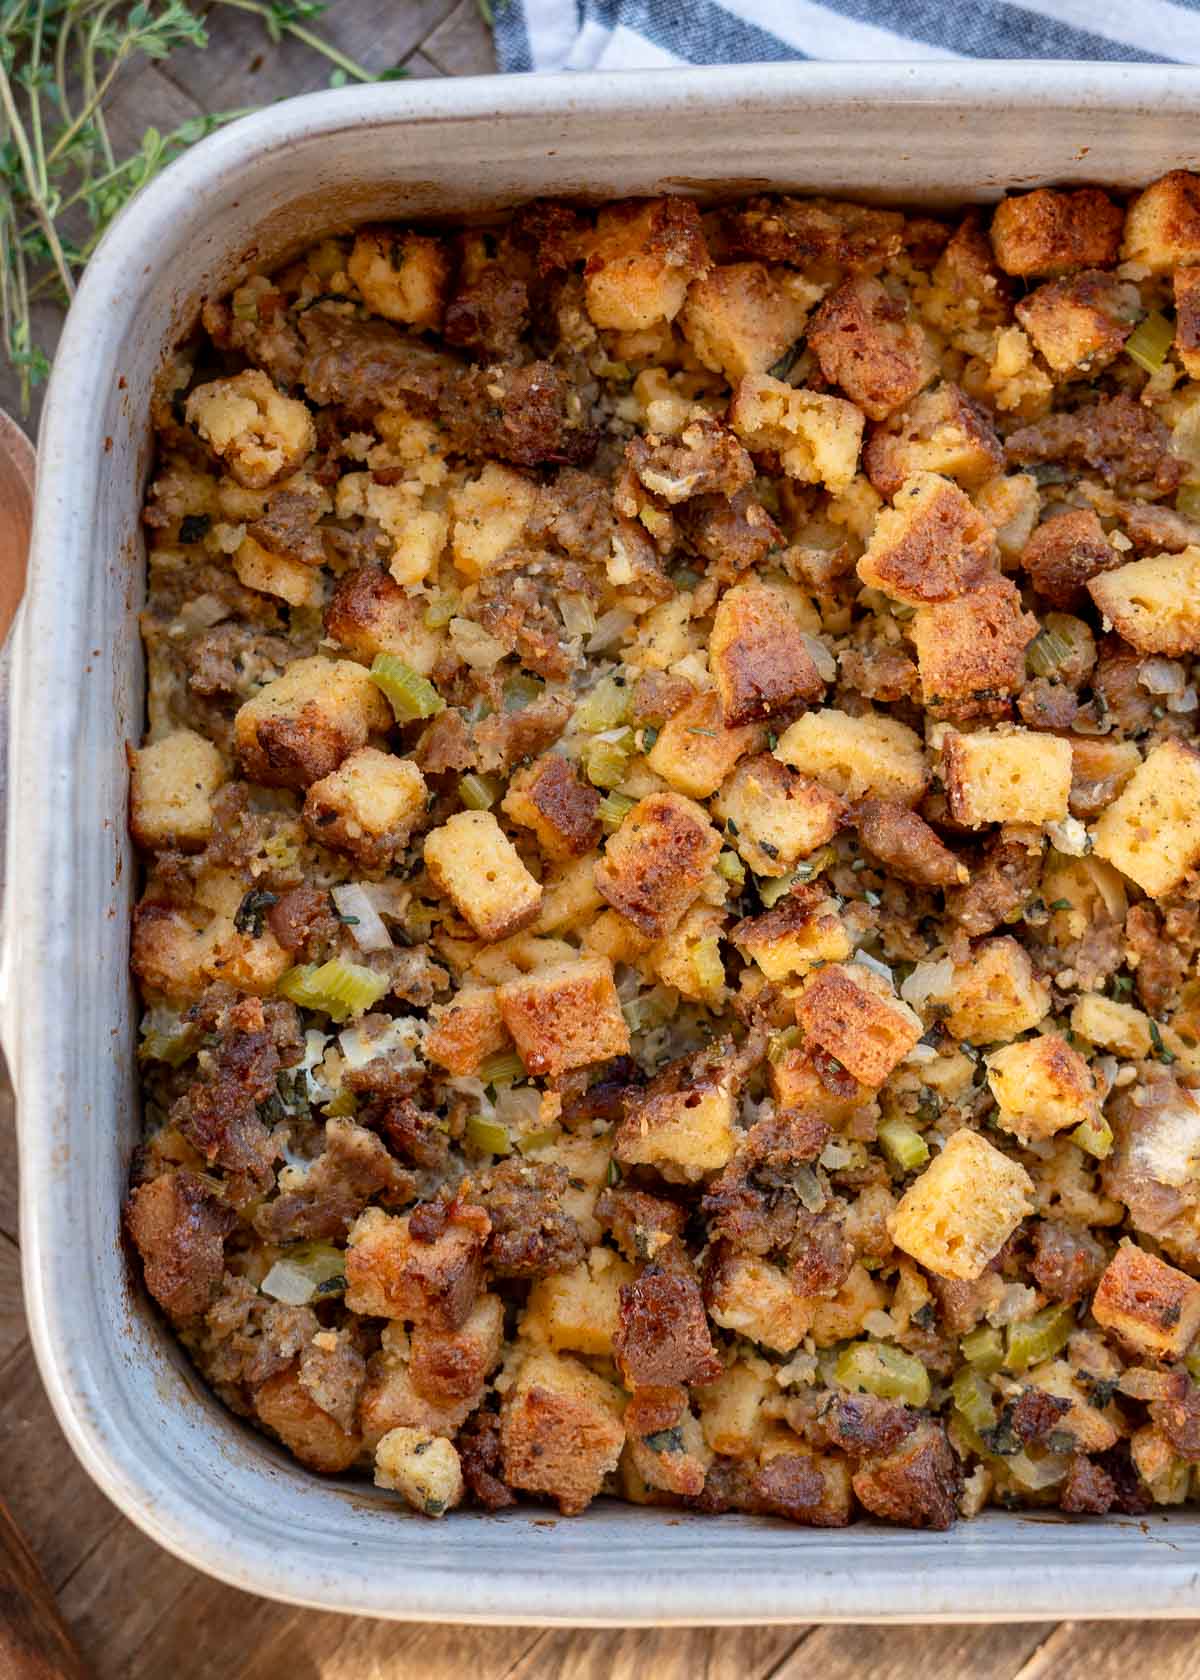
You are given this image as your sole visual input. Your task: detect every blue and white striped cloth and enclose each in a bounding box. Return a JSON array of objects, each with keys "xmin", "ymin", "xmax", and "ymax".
[{"xmin": 494, "ymin": 0, "xmax": 1200, "ymax": 74}]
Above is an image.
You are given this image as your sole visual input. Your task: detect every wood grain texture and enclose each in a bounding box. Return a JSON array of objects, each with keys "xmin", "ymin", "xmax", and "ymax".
[{"xmin": 0, "ymin": 1499, "xmax": 90, "ymax": 1680}]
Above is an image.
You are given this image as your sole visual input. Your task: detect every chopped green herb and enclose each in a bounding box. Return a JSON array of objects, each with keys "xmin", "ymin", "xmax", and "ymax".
[
  {"xmin": 1048, "ymin": 899, "xmax": 1072, "ymax": 912},
  {"xmin": 234, "ymin": 888, "xmax": 278, "ymax": 938},
  {"xmin": 643, "ymin": 1426, "xmax": 685, "ymax": 1455},
  {"xmin": 1150, "ymin": 1019, "xmax": 1177, "ymax": 1064}
]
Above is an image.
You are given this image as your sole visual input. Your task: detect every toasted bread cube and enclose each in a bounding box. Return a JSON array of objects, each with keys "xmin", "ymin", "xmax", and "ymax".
[
  {"xmin": 1026, "ymin": 1358, "xmax": 1119, "ymax": 1455},
  {"xmin": 649, "ymin": 903, "xmax": 729, "ymax": 1006},
  {"xmin": 808, "ymin": 276, "xmax": 937, "ymax": 421},
  {"xmin": 810, "ymin": 1262, "xmax": 889, "ymax": 1346},
  {"xmin": 1122, "ymin": 171, "xmax": 1200, "ymax": 273},
  {"xmin": 130, "ymin": 730, "xmax": 226, "ymax": 852},
  {"xmin": 131, "ymin": 904, "xmax": 212, "ymax": 1000},
  {"xmin": 1069, "ymin": 992, "xmax": 1153, "ymax": 1059},
  {"xmin": 500, "ymin": 1348, "xmax": 625, "ymax": 1514},
  {"xmin": 324, "ymin": 565, "xmax": 443, "ymax": 673},
  {"xmin": 348, "ymin": 227, "xmax": 450, "ymax": 328},
  {"xmin": 729, "ymin": 373, "xmax": 864, "ymax": 493},
  {"xmin": 254, "ymin": 1368, "xmax": 360, "ymax": 1474},
  {"xmin": 1015, "ymin": 270, "xmax": 1138, "ymax": 375},
  {"xmin": 945, "ymin": 936, "xmax": 1050, "ymax": 1044},
  {"xmin": 496, "ymin": 956, "xmax": 629, "ymax": 1077},
  {"xmin": 774, "ymin": 708, "xmax": 928, "ymax": 806},
  {"xmin": 360, "ymin": 1327, "xmax": 470, "ymax": 1450},
  {"xmin": 797, "ymin": 962, "xmax": 922, "ymax": 1087},
  {"xmin": 524, "ymin": 1247, "xmax": 636, "ymax": 1357},
  {"xmin": 705, "ymin": 1249, "xmax": 813, "ymax": 1354},
  {"xmin": 985, "ymin": 1033, "xmax": 1098, "ymax": 1141},
  {"xmin": 616, "ymin": 1061, "xmax": 738, "ymax": 1181},
  {"xmin": 696, "ymin": 1362, "xmax": 771, "ymax": 1459},
  {"xmin": 680, "ymin": 262, "xmax": 816, "ymax": 380},
  {"xmin": 714, "ymin": 754, "xmax": 848, "ymax": 876},
  {"xmin": 534, "ymin": 855, "xmax": 607, "ymax": 936},
  {"xmin": 1092, "ymin": 1243, "xmax": 1200, "ymax": 1359},
  {"xmin": 1069, "ymin": 735, "xmax": 1142, "ymax": 820},
  {"xmin": 502, "ymin": 755, "xmax": 601, "ymax": 861},
  {"xmin": 769, "ymin": 1043, "xmax": 868, "ymax": 1125},
  {"xmin": 1021, "ymin": 508, "xmax": 1118, "ymax": 611},
  {"xmin": 927, "ymin": 212, "xmax": 1013, "ymax": 337},
  {"xmin": 302, "ymin": 746, "xmax": 426, "ymax": 867},
  {"xmin": 974, "ymin": 470, "xmax": 1040, "ymax": 561},
  {"xmin": 1088, "ymin": 547, "xmax": 1200, "ymax": 656},
  {"xmin": 857, "ymin": 471, "xmax": 996, "ymax": 605},
  {"xmin": 943, "ymin": 728, "xmax": 1072, "ymax": 827},
  {"xmin": 186, "ymin": 369, "xmax": 314, "ymax": 489},
  {"xmin": 201, "ymin": 916, "xmax": 293, "ymax": 995},
  {"xmin": 1174, "ymin": 267, "xmax": 1200, "ymax": 377},
  {"xmin": 594, "ymin": 791, "xmax": 720, "ymax": 939},
  {"xmin": 345, "ymin": 1206, "xmax": 485, "ymax": 1329},
  {"xmin": 645, "ymin": 688, "xmax": 761, "ymax": 800},
  {"xmin": 233, "ymin": 533, "xmax": 322, "ymax": 607},
  {"xmin": 912, "ymin": 576, "xmax": 1036, "ymax": 721},
  {"xmin": 449, "ymin": 462, "xmax": 537, "ymax": 580},
  {"xmin": 889, "ymin": 1129, "xmax": 1034, "ymax": 1280},
  {"xmin": 425, "ymin": 810, "xmax": 543, "ymax": 942},
  {"xmin": 1093, "ymin": 739, "xmax": 1200, "ymax": 898},
  {"xmin": 990, "ymin": 187, "xmax": 1123, "ymax": 278},
  {"xmin": 583, "ymin": 197, "xmax": 709, "ymax": 331},
  {"xmin": 334, "ymin": 476, "xmax": 448, "ymax": 588},
  {"xmin": 863, "ymin": 383, "xmax": 1003, "ymax": 498},
  {"xmin": 424, "ymin": 986, "xmax": 508, "ymax": 1077},
  {"xmin": 403, "ymin": 1295, "xmax": 505, "ymax": 1432},
  {"xmin": 731, "ymin": 887, "xmax": 849, "ymax": 983},
  {"xmin": 755, "ymin": 1432, "xmax": 854, "ymax": 1528},
  {"xmin": 709, "ymin": 580, "xmax": 825, "ymax": 727},
  {"xmin": 234, "ymin": 656, "xmax": 392, "ymax": 790},
  {"xmin": 373, "ymin": 1427, "xmax": 463, "ymax": 1516}
]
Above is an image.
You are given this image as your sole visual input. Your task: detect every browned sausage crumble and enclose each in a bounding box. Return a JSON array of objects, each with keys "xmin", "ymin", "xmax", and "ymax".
[{"xmin": 127, "ymin": 177, "xmax": 1200, "ymax": 1526}]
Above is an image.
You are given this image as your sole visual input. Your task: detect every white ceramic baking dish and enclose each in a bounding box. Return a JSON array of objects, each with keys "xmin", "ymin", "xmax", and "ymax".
[{"xmin": 10, "ymin": 62, "xmax": 1200, "ymax": 1624}]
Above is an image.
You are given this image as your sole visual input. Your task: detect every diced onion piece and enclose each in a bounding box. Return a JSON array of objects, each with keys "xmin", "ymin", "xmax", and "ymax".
[
  {"xmin": 517, "ymin": 1127, "xmax": 561, "ymax": 1155},
  {"xmin": 586, "ymin": 608, "xmax": 635, "ymax": 653},
  {"xmin": 1071, "ymin": 1113, "xmax": 1113, "ymax": 1159},
  {"xmin": 583, "ymin": 730, "xmax": 634, "ymax": 790},
  {"xmin": 877, "ymin": 1117, "xmax": 929, "ymax": 1174},
  {"xmin": 621, "ymin": 986, "xmax": 675, "ymax": 1035},
  {"xmin": 716, "ymin": 849, "xmax": 746, "ymax": 886},
  {"xmin": 834, "ymin": 1342, "xmax": 931, "ymax": 1407},
  {"xmin": 369, "ymin": 654, "xmax": 445, "ymax": 722},
  {"xmin": 261, "ymin": 1241, "xmax": 345, "ymax": 1306},
  {"xmin": 496, "ymin": 1085, "xmax": 543, "ymax": 1134},
  {"xmin": 1006, "ymin": 1450, "xmax": 1071, "ymax": 1491},
  {"xmin": 465, "ymin": 1113, "xmax": 512, "ymax": 1156},
  {"xmin": 479, "ymin": 1049, "xmax": 526, "ymax": 1086},
  {"xmin": 1126, "ymin": 310, "xmax": 1175, "ymax": 374},
  {"xmin": 449, "ymin": 617, "xmax": 508, "ymax": 670},
  {"xmin": 799, "ymin": 631, "xmax": 837, "ymax": 684},
  {"xmin": 1139, "ymin": 657, "xmax": 1187, "ymax": 695},
  {"xmin": 459, "ymin": 772, "xmax": 498, "ymax": 811},
  {"xmin": 853, "ymin": 950, "xmax": 893, "ymax": 986},
  {"xmin": 560, "ymin": 593, "xmax": 597, "ymax": 638},
  {"xmin": 331, "ymin": 882, "xmax": 393, "ymax": 953},
  {"xmin": 423, "ymin": 591, "xmax": 459, "ymax": 628},
  {"xmin": 900, "ymin": 957, "xmax": 954, "ymax": 1010}
]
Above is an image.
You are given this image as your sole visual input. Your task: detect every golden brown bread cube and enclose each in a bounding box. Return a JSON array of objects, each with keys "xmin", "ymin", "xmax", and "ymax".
[
  {"xmin": 234, "ymin": 656, "xmax": 392, "ymax": 790},
  {"xmin": 496, "ymin": 956, "xmax": 630, "ymax": 1077},
  {"xmin": 730, "ymin": 886, "xmax": 850, "ymax": 983},
  {"xmin": 130, "ymin": 904, "xmax": 214, "ymax": 1001},
  {"xmin": 500, "ymin": 1348, "xmax": 626, "ymax": 1514},
  {"xmin": 989, "ymin": 187, "xmax": 1123, "ymax": 278},
  {"xmin": 774, "ymin": 708, "xmax": 928, "ymax": 806},
  {"xmin": 709, "ymin": 580, "xmax": 825, "ymax": 726},
  {"xmin": 696, "ymin": 1361, "xmax": 771, "ymax": 1460},
  {"xmin": 857, "ymin": 470, "xmax": 996, "ymax": 605},
  {"xmin": 324, "ymin": 565, "xmax": 444, "ymax": 672},
  {"xmin": 1122, "ymin": 171, "xmax": 1200, "ymax": 273},
  {"xmin": 124, "ymin": 1170, "xmax": 233, "ymax": 1321},
  {"xmin": 714, "ymin": 754, "xmax": 848, "ymax": 876},
  {"xmin": 985, "ymin": 1032, "xmax": 1098, "ymax": 1141},
  {"xmin": 449, "ymin": 461, "xmax": 538, "ymax": 579},
  {"xmin": 1088, "ymin": 547, "xmax": 1200, "ymax": 656},
  {"xmin": 911, "ymin": 576, "xmax": 1037, "ymax": 721},
  {"xmin": 1069, "ymin": 992, "xmax": 1152, "ymax": 1059},
  {"xmin": 1092, "ymin": 738, "xmax": 1200, "ymax": 898},
  {"xmin": 345, "ymin": 1206, "xmax": 486, "ymax": 1329},
  {"xmin": 807, "ymin": 276, "xmax": 938, "ymax": 421},
  {"xmin": 423, "ymin": 986, "xmax": 509, "ymax": 1077},
  {"xmin": 942, "ymin": 727, "xmax": 1073, "ymax": 826},
  {"xmin": 583, "ymin": 197, "xmax": 710, "ymax": 331},
  {"xmin": 1174, "ymin": 267, "xmax": 1200, "ymax": 377},
  {"xmin": 502, "ymin": 755, "xmax": 602, "ymax": 861},
  {"xmin": 862, "ymin": 382, "xmax": 1003, "ymax": 498},
  {"xmin": 796, "ymin": 962, "xmax": 922, "ymax": 1087},
  {"xmin": 233, "ymin": 533, "xmax": 322, "ymax": 608},
  {"xmin": 944, "ymin": 936, "xmax": 1051, "ymax": 1043},
  {"xmin": 705, "ymin": 1249, "xmax": 813, "ymax": 1353},
  {"xmin": 728, "ymin": 373, "xmax": 864, "ymax": 493},
  {"xmin": 523, "ymin": 1247, "xmax": 636, "ymax": 1357},
  {"xmin": 374, "ymin": 1427, "xmax": 463, "ymax": 1516},
  {"xmin": 616, "ymin": 1058, "xmax": 739, "ymax": 1181},
  {"xmin": 302, "ymin": 746, "xmax": 426, "ymax": 867},
  {"xmin": 254, "ymin": 1368, "xmax": 360, "ymax": 1474},
  {"xmin": 724, "ymin": 193, "xmax": 905, "ymax": 271},
  {"xmin": 680, "ymin": 261, "xmax": 816, "ymax": 381},
  {"xmin": 408, "ymin": 1294, "xmax": 505, "ymax": 1416},
  {"xmin": 1021, "ymin": 508, "xmax": 1119, "ymax": 610},
  {"xmin": 888, "ymin": 1128, "xmax": 1035, "ymax": 1280},
  {"xmin": 1014, "ymin": 270, "xmax": 1139, "ymax": 375},
  {"xmin": 186, "ymin": 369, "xmax": 315, "ymax": 489},
  {"xmin": 594, "ymin": 791, "xmax": 720, "ymax": 939},
  {"xmin": 769, "ymin": 1043, "xmax": 868, "ymax": 1127},
  {"xmin": 334, "ymin": 476, "xmax": 449, "ymax": 588},
  {"xmin": 348, "ymin": 227, "xmax": 451, "ymax": 328},
  {"xmin": 424, "ymin": 810, "xmax": 544, "ymax": 942},
  {"xmin": 645, "ymin": 687, "xmax": 761, "ymax": 801},
  {"xmin": 129, "ymin": 730, "xmax": 226, "ymax": 852},
  {"xmin": 1092, "ymin": 1242, "xmax": 1200, "ymax": 1359}
]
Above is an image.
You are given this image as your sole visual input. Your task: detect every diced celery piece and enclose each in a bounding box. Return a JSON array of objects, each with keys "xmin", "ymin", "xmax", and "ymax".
[
  {"xmin": 690, "ymin": 935, "xmax": 725, "ymax": 995},
  {"xmin": 369, "ymin": 654, "xmax": 445, "ymax": 722},
  {"xmin": 323, "ymin": 1090, "xmax": 358, "ymax": 1118},
  {"xmin": 576, "ymin": 676, "xmax": 630, "ymax": 733},
  {"xmin": 503, "ymin": 673, "xmax": 543, "ymax": 712},
  {"xmin": 599, "ymin": 791, "xmax": 636, "ymax": 831},
  {"xmin": 1127, "ymin": 309, "xmax": 1175, "ymax": 373},
  {"xmin": 961, "ymin": 1324, "xmax": 1005, "ymax": 1375},
  {"xmin": 834, "ymin": 1341, "xmax": 931, "ymax": 1407},
  {"xmin": 277, "ymin": 959, "xmax": 389, "ymax": 1023},
  {"xmin": 1026, "ymin": 627, "xmax": 1073, "ymax": 679},
  {"xmin": 951, "ymin": 1366, "xmax": 997, "ymax": 1434},
  {"xmin": 466, "ymin": 1113, "xmax": 512, "ymax": 1156},
  {"xmin": 1071, "ymin": 1113, "xmax": 1113, "ymax": 1159},
  {"xmin": 1178, "ymin": 484, "xmax": 1200, "ymax": 522},
  {"xmin": 423, "ymin": 592, "xmax": 458, "ymax": 629},
  {"xmin": 877, "ymin": 1117, "xmax": 930, "ymax": 1175},
  {"xmin": 583, "ymin": 730, "xmax": 634, "ymax": 789},
  {"xmin": 479, "ymin": 1049, "xmax": 526, "ymax": 1086},
  {"xmin": 717, "ymin": 849, "xmax": 746, "ymax": 886},
  {"xmin": 517, "ymin": 1127, "xmax": 561, "ymax": 1155},
  {"xmin": 1005, "ymin": 1302, "xmax": 1074, "ymax": 1374},
  {"xmin": 757, "ymin": 874, "xmax": 794, "ymax": 909},
  {"xmin": 768, "ymin": 1024, "xmax": 803, "ymax": 1063},
  {"xmin": 621, "ymin": 986, "xmax": 675, "ymax": 1035},
  {"xmin": 459, "ymin": 772, "xmax": 498, "ymax": 811}
]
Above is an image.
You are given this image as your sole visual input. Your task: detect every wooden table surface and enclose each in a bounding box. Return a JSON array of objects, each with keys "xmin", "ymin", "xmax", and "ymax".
[{"xmin": 4, "ymin": 6, "xmax": 1200, "ymax": 1673}]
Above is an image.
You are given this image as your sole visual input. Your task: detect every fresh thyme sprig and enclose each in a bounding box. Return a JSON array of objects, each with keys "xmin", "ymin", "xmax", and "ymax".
[{"xmin": 0, "ymin": 0, "xmax": 402, "ymax": 412}]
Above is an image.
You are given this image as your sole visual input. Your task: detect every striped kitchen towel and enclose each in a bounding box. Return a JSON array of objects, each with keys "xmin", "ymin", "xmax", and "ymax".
[{"xmin": 494, "ymin": 0, "xmax": 1200, "ymax": 73}]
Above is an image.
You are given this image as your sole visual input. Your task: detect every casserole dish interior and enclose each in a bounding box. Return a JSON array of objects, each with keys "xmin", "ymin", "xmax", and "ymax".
[{"xmin": 10, "ymin": 64, "xmax": 1200, "ymax": 1623}]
